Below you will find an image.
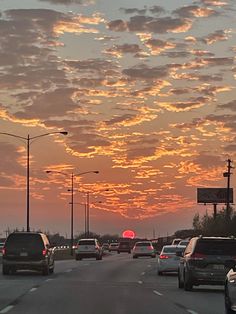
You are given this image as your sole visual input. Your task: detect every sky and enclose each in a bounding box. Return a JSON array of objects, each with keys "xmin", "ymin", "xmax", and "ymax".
[{"xmin": 0, "ymin": 0, "xmax": 236, "ymax": 239}]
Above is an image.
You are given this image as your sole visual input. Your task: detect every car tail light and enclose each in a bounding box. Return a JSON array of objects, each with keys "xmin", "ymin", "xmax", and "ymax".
[
  {"xmin": 147, "ymin": 246, "xmax": 153, "ymax": 250},
  {"xmin": 190, "ymin": 252, "xmax": 206, "ymax": 260},
  {"xmin": 2, "ymin": 248, "xmax": 5, "ymax": 256},
  {"xmin": 159, "ymin": 254, "xmax": 169, "ymax": 259},
  {"xmin": 42, "ymin": 249, "xmax": 47, "ymax": 256}
]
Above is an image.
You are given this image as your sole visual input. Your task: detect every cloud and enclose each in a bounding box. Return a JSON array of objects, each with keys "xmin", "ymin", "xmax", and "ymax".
[
  {"xmin": 202, "ymin": 29, "xmax": 231, "ymax": 44},
  {"xmin": 108, "ymin": 15, "xmax": 193, "ymax": 34},
  {"xmin": 173, "ymin": 5, "xmax": 217, "ymax": 18},
  {"xmin": 218, "ymin": 100, "xmax": 236, "ymax": 111},
  {"xmin": 123, "ymin": 64, "xmax": 168, "ymax": 79}
]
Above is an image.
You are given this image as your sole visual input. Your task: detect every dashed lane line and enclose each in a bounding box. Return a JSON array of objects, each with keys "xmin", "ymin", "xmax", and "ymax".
[
  {"xmin": 187, "ymin": 310, "xmax": 199, "ymax": 314},
  {"xmin": 29, "ymin": 288, "xmax": 38, "ymax": 292},
  {"xmin": 141, "ymin": 272, "xmax": 146, "ymax": 276},
  {"xmin": 0, "ymin": 306, "xmax": 14, "ymax": 313},
  {"xmin": 138, "ymin": 280, "xmax": 143, "ymax": 284},
  {"xmin": 153, "ymin": 290, "xmax": 163, "ymax": 296}
]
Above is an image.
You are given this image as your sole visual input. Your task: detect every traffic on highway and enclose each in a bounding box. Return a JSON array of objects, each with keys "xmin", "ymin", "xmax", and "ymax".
[{"xmin": 0, "ymin": 233, "xmax": 235, "ymax": 314}]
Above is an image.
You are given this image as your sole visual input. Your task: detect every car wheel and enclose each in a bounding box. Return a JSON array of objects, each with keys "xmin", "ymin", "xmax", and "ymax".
[
  {"xmin": 151, "ymin": 255, "xmax": 156, "ymax": 258},
  {"xmin": 2, "ymin": 265, "xmax": 10, "ymax": 275},
  {"xmin": 158, "ymin": 271, "xmax": 163, "ymax": 276},
  {"xmin": 117, "ymin": 251, "xmax": 120, "ymax": 254},
  {"xmin": 184, "ymin": 271, "xmax": 193, "ymax": 291},
  {"xmin": 133, "ymin": 255, "xmax": 137, "ymax": 259},
  {"xmin": 178, "ymin": 271, "xmax": 184, "ymax": 289},
  {"xmin": 42, "ymin": 265, "xmax": 49, "ymax": 276}
]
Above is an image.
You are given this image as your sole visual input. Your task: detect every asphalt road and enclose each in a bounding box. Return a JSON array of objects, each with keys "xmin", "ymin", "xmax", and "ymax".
[{"xmin": 0, "ymin": 253, "xmax": 225, "ymax": 314}]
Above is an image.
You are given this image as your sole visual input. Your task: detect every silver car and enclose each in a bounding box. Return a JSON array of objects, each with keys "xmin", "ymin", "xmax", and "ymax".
[
  {"xmin": 132, "ymin": 241, "xmax": 156, "ymax": 259},
  {"xmin": 225, "ymin": 262, "xmax": 236, "ymax": 314},
  {"xmin": 75, "ymin": 238, "xmax": 102, "ymax": 261},
  {"xmin": 157, "ymin": 245, "xmax": 185, "ymax": 275}
]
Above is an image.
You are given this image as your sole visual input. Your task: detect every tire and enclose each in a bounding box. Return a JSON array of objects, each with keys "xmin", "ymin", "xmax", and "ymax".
[
  {"xmin": 133, "ymin": 255, "xmax": 137, "ymax": 259},
  {"xmin": 2, "ymin": 265, "xmax": 10, "ymax": 275},
  {"xmin": 117, "ymin": 251, "xmax": 120, "ymax": 254},
  {"xmin": 42, "ymin": 265, "xmax": 49, "ymax": 276},
  {"xmin": 158, "ymin": 271, "xmax": 163, "ymax": 276},
  {"xmin": 178, "ymin": 271, "xmax": 184, "ymax": 289},
  {"xmin": 184, "ymin": 271, "xmax": 193, "ymax": 291}
]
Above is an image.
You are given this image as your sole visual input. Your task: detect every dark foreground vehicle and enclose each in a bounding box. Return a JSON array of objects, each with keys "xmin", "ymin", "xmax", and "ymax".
[
  {"xmin": 178, "ymin": 236, "xmax": 236, "ymax": 291},
  {"xmin": 225, "ymin": 262, "xmax": 236, "ymax": 314},
  {"xmin": 117, "ymin": 241, "xmax": 131, "ymax": 254},
  {"xmin": 2, "ymin": 232, "xmax": 55, "ymax": 276}
]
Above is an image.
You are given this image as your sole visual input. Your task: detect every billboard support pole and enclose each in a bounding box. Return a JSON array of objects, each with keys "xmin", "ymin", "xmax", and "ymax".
[
  {"xmin": 225, "ymin": 159, "xmax": 233, "ymax": 221},
  {"xmin": 213, "ymin": 203, "xmax": 217, "ymax": 220}
]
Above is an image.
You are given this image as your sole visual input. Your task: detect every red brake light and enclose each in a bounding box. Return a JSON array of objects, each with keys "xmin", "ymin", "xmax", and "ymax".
[
  {"xmin": 160, "ymin": 254, "xmax": 169, "ymax": 259},
  {"xmin": 42, "ymin": 249, "xmax": 47, "ymax": 256},
  {"xmin": 2, "ymin": 248, "xmax": 5, "ymax": 256},
  {"xmin": 147, "ymin": 246, "xmax": 153, "ymax": 250}
]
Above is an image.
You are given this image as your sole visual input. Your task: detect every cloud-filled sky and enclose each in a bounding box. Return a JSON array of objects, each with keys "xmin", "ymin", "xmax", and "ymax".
[{"xmin": 0, "ymin": 0, "xmax": 236, "ymax": 238}]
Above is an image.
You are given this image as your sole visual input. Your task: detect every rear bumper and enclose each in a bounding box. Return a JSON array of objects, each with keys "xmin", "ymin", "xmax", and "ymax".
[
  {"xmin": 188, "ymin": 269, "xmax": 226, "ymax": 285},
  {"xmin": 75, "ymin": 252, "xmax": 100, "ymax": 258},
  {"xmin": 2, "ymin": 259, "xmax": 48, "ymax": 270}
]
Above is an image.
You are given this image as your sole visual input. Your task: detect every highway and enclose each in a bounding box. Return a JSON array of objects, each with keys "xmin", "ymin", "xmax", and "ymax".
[{"xmin": 0, "ymin": 253, "xmax": 225, "ymax": 314}]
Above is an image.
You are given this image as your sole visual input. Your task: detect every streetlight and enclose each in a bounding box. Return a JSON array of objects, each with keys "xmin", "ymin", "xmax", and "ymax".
[
  {"xmin": 0, "ymin": 131, "xmax": 68, "ymax": 232},
  {"xmin": 46, "ymin": 170, "xmax": 99, "ymax": 255},
  {"xmin": 85, "ymin": 189, "xmax": 109, "ymax": 237}
]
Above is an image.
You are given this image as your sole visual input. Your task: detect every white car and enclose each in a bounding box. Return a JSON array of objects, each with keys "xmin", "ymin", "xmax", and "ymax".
[
  {"xmin": 132, "ymin": 241, "xmax": 156, "ymax": 258},
  {"xmin": 108, "ymin": 243, "xmax": 119, "ymax": 252},
  {"xmin": 75, "ymin": 238, "xmax": 102, "ymax": 261},
  {"xmin": 157, "ymin": 245, "xmax": 185, "ymax": 275}
]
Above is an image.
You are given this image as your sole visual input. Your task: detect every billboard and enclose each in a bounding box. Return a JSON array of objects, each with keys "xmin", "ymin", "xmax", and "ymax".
[{"xmin": 197, "ymin": 188, "xmax": 233, "ymax": 204}]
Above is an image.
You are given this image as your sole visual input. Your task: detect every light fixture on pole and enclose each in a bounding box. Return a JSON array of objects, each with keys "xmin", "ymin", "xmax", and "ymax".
[
  {"xmin": 0, "ymin": 131, "xmax": 68, "ymax": 232},
  {"xmin": 46, "ymin": 170, "xmax": 99, "ymax": 255}
]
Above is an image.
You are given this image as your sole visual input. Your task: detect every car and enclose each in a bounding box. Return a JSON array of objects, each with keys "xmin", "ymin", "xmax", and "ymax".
[
  {"xmin": 75, "ymin": 238, "xmax": 102, "ymax": 261},
  {"xmin": 132, "ymin": 241, "xmax": 156, "ymax": 258},
  {"xmin": 225, "ymin": 261, "xmax": 236, "ymax": 314},
  {"xmin": 157, "ymin": 245, "xmax": 186, "ymax": 275},
  {"xmin": 102, "ymin": 243, "xmax": 109, "ymax": 251},
  {"xmin": 117, "ymin": 241, "xmax": 131, "ymax": 254},
  {"xmin": 108, "ymin": 243, "xmax": 119, "ymax": 252},
  {"xmin": 2, "ymin": 232, "xmax": 55, "ymax": 275},
  {"xmin": 178, "ymin": 236, "xmax": 236, "ymax": 291},
  {"xmin": 177, "ymin": 239, "xmax": 190, "ymax": 247},
  {"xmin": 171, "ymin": 238, "xmax": 182, "ymax": 245}
]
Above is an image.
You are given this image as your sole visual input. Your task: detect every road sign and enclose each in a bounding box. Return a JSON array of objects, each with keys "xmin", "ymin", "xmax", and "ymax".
[{"xmin": 197, "ymin": 188, "xmax": 233, "ymax": 204}]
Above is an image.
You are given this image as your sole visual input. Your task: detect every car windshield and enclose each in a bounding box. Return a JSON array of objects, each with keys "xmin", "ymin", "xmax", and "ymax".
[
  {"xmin": 195, "ymin": 240, "xmax": 236, "ymax": 255},
  {"xmin": 162, "ymin": 247, "xmax": 179, "ymax": 254}
]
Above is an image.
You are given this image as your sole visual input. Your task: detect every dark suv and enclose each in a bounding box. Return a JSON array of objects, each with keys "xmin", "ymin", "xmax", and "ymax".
[
  {"xmin": 178, "ymin": 236, "xmax": 236, "ymax": 291},
  {"xmin": 117, "ymin": 241, "xmax": 131, "ymax": 254},
  {"xmin": 2, "ymin": 232, "xmax": 55, "ymax": 276}
]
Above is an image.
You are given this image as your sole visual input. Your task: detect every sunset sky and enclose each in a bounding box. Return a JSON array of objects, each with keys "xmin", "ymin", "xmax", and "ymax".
[{"xmin": 0, "ymin": 0, "xmax": 236, "ymax": 239}]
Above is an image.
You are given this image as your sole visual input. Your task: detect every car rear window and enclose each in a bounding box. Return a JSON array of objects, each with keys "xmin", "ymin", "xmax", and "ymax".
[
  {"xmin": 162, "ymin": 247, "xmax": 179, "ymax": 254},
  {"xmin": 6, "ymin": 234, "xmax": 44, "ymax": 250},
  {"xmin": 195, "ymin": 240, "xmax": 236, "ymax": 255},
  {"xmin": 79, "ymin": 240, "xmax": 96, "ymax": 245},
  {"xmin": 135, "ymin": 242, "xmax": 151, "ymax": 247}
]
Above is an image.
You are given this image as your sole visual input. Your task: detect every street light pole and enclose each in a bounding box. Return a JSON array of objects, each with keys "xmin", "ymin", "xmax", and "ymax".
[
  {"xmin": 0, "ymin": 131, "xmax": 68, "ymax": 232},
  {"xmin": 46, "ymin": 170, "xmax": 99, "ymax": 255}
]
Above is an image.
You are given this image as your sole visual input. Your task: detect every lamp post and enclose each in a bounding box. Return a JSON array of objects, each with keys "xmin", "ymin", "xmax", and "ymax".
[
  {"xmin": 85, "ymin": 189, "xmax": 109, "ymax": 237},
  {"xmin": 0, "ymin": 131, "xmax": 68, "ymax": 232},
  {"xmin": 46, "ymin": 170, "xmax": 99, "ymax": 255}
]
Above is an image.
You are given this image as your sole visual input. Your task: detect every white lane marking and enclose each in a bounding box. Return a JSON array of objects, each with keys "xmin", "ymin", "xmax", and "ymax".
[
  {"xmin": 141, "ymin": 272, "xmax": 145, "ymax": 276},
  {"xmin": 0, "ymin": 306, "xmax": 14, "ymax": 313},
  {"xmin": 147, "ymin": 265, "xmax": 151, "ymax": 268},
  {"xmin": 29, "ymin": 288, "xmax": 37, "ymax": 292},
  {"xmin": 153, "ymin": 290, "xmax": 163, "ymax": 296},
  {"xmin": 187, "ymin": 310, "xmax": 199, "ymax": 314},
  {"xmin": 65, "ymin": 269, "xmax": 72, "ymax": 273},
  {"xmin": 45, "ymin": 279, "xmax": 54, "ymax": 282},
  {"xmin": 138, "ymin": 280, "xmax": 143, "ymax": 284}
]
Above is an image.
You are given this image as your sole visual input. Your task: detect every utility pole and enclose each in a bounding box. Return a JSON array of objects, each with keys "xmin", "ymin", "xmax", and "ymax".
[{"xmin": 224, "ymin": 159, "xmax": 233, "ymax": 220}]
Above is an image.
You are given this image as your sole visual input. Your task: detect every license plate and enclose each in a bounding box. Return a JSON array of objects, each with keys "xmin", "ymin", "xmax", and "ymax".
[
  {"xmin": 212, "ymin": 264, "xmax": 224, "ymax": 270},
  {"xmin": 20, "ymin": 252, "xmax": 28, "ymax": 257}
]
